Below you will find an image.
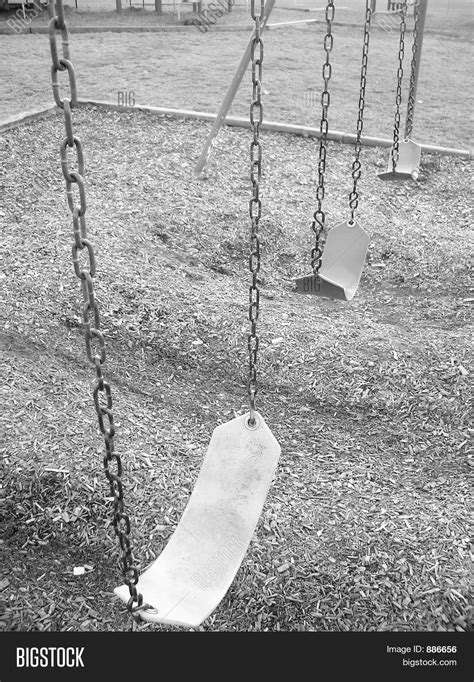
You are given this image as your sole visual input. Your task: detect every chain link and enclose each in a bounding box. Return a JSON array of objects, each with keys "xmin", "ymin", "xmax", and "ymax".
[
  {"xmin": 405, "ymin": 0, "xmax": 420, "ymax": 139},
  {"xmin": 248, "ymin": 0, "xmax": 265, "ymax": 425},
  {"xmin": 310, "ymin": 1, "xmax": 335, "ymax": 285},
  {"xmin": 48, "ymin": 0, "xmax": 147, "ymax": 619},
  {"xmin": 390, "ymin": 1, "xmax": 407, "ymax": 172},
  {"xmin": 348, "ymin": 1, "xmax": 372, "ymax": 224}
]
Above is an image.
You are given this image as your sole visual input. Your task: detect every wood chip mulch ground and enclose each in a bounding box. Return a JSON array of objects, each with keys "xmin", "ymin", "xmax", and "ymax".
[{"xmin": 0, "ymin": 106, "xmax": 472, "ymax": 632}]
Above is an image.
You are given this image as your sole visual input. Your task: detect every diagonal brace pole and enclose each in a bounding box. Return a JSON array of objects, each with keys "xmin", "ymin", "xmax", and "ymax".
[{"xmin": 194, "ymin": 0, "xmax": 276, "ymax": 177}]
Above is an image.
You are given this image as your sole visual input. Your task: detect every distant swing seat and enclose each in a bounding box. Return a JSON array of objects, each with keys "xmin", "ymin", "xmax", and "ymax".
[
  {"xmin": 294, "ymin": 220, "xmax": 370, "ymax": 302},
  {"xmin": 114, "ymin": 412, "xmax": 280, "ymax": 628},
  {"xmin": 378, "ymin": 139, "xmax": 422, "ymax": 181}
]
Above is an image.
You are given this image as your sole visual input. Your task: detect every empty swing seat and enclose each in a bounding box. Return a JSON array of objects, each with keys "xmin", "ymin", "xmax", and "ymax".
[
  {"xmin": 114, "ymin": 412, "xmax": 280, "ymax": 628},
  {"xmin": 294, "ymin": 220, "xmax": 369, "ymax": 301},
  {"xmin": 378, "ymin": 139, "xmax": 422, "ymax": 181}
]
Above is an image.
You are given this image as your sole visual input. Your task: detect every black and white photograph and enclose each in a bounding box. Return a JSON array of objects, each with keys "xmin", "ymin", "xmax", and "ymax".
[{"xmin": 0, "ymin": 0, "xmax": 472, "ymax": 678}]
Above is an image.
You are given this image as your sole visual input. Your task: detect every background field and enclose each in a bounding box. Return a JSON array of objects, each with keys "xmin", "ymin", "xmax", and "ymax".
[
  {"xmin": 0, "ymin": 1, "xmax": 473, "ymax": 149},
  {"xmin": 0, "ymin": 0, "xmax": 472, "ymax": 634}
]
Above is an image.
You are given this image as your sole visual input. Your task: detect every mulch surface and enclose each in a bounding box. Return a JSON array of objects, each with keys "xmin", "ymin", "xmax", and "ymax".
[{"xmin": 1, "ymin": 105, "xmax": 472, "ymax": 631}]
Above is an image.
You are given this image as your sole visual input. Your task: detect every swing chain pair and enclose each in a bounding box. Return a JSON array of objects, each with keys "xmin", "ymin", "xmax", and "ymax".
[
  {"xmin": 348, "ymin": 1, "xmax": 372, "ymax": 224},
  {"xmin": 248, "ymin": 0, "xmax": 265, "ymax": 425},
  {"xmin": 405, "ymin": 0, "xmax": 420, "ymax": 140},
  {"xmin": 48, "ymin": 0, "xmax": 146, "ymax": 619},
  {"xmin": 311, "ymin": 1, "xmax": 335, "ymax": 279},
  {"xmin": 390, "ymin": 1, "xmax": 407, "ymax": 172}
]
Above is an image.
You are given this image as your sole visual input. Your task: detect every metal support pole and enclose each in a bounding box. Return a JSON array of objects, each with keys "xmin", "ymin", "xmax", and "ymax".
[
  {"xmin": 155, "ymin": 0, "xmax": 162, "ymax": 13},
  {"xmin": 405, "ymin": 0, "xmax": 428, "ymax": 138},
  {"xmin": 194, "ymin": 0, "xmax": 276, "ymax": 177},
  {"xmin": 116, "ymin": 0, "xmax": 122, "ymax": 12}
]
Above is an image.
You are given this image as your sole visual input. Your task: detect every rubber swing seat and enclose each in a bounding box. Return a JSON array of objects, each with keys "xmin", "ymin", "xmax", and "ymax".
[
  {"xmin": 378, "ymin": 139, "xmax": 422, "ymax": 181},
  {"xmin": 114, "ymin": 412, "xmax": 280, "ymax": 628},
  {"xmin": 294, "ymin": 220, "xmax": 369, "ymax": 301}
]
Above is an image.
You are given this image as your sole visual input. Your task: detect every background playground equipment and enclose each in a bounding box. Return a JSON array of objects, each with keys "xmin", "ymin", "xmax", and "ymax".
[{"xmin": 191, "ymin": 0, "xmax": 468, "ymax": 184}]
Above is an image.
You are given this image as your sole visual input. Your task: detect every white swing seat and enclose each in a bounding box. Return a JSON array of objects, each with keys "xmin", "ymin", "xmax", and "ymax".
[
  {"xmin": 114, "ymin": 412, "xmax": 280, "ymax": 628},
  {"xmin": 294, "ymin": 220, "xmax": 369, "ymax": 301},
  {"xmin": 378, "ymin": 139, "xmax": 421, "ymax": 181}
]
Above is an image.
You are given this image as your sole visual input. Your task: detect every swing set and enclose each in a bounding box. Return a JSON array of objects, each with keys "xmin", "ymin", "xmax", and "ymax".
[
  {"xmin": 378, "ymin": 0, "xmax": 427, "ymax": 181},
  {"xmin": 46, "ymin": 0, "xmax": 427, "ymax": 628},
  {"xmin": 294, "ymin": 2, "xmax": 372, "ymax": 302},
  {"xmin": 194, "ymin": 1, "xmax": 427, "ymax": 303},
  {"xmin": 296, "ymin": 1, "xmax": 426, "ymax": 300}
]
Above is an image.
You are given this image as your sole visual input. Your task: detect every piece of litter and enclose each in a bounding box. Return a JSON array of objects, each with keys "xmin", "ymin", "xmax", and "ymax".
[
  {"xmin": 192, "ymin": 339, "xmax": 203, "ymax": 345},
  {"xmin": 0, "ymin": 578, "xmax": 10, "ymax": 591},
  {"xmin": 272, "ymin": 337, "xmax": 284, "ymax": 344},
  {"xmin": 277, "ymin": 563, "xmax": 290, "ymax": 573},
  {"xmin": 73, "ymin": 567, "xmax": 86, "ymax": 576},
  {"xmin": 458, "ymin": 365, "xmax": 468, "ymax": 376}
]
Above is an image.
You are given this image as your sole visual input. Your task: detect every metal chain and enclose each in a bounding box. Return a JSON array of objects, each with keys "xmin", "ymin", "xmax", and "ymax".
[
  {"xmin": 405, "ymin": 0, "xmax": 420, "ymax": 139},
  {"xmin": 47, "ymin": 0, "xmax": 147, "ymax": 619},
  {"xmin": 390, "ymin": 1, "xmax": 407, "ymax": 172},
  {"xmin": 348, "ymin": 1, "xmax": 372, "ymax": 224},
  {"xmin": 248, "ymin": 0, "xmax": 265, "ymax": 426},
  {"xmin": 311, "ymin": 0, "xmax": 335, "ymax": 282}
]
